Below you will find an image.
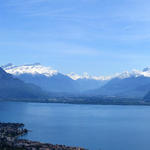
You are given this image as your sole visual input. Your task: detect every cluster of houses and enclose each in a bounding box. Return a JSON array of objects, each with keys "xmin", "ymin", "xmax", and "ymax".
[{"xmin": 0, "ymin": 123, "xmax": 27, "ymax": 141}]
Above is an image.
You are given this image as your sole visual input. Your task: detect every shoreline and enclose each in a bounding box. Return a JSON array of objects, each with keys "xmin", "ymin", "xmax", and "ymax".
[
  {"xmin": 1, "ymin": 99, "xmax": 150, "ymax": 107},
  {"xmin": 0, "ymin": 123, "xmax": 85, "ymax": 150}
]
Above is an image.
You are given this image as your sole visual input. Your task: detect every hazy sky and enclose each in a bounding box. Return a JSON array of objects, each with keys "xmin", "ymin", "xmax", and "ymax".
[{"xmin": 0, "ymin": 0, "xmax": 150, "ymax": 75}]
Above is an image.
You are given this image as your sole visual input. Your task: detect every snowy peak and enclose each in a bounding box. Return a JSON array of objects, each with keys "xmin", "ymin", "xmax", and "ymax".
[
  {"xmin": 1, "ymin": 63, "xmax": 14, "ymax": 69},
  {"xmin": 142, "ymin": 67, "xmax": 150, "ymax": 77},
  {"xmin": 3, "ymin": 63, "xmax": 150, "ymax": 80},
  {"xmin": 67, "ymin": 72, "xmax": 81, "ymax": 80},
  {"xmin": 116, "ymin": 69, "xmax": 150, "ymax": 79},
  {"xmin": 116, "ymin": 70, "xmax": 140, "ymax": 79},
  {"xmin": 67, "ymin": 72, "xmax": 112, "ymax": 81},
  {"xmin": 67, "ymin": 67, "xmax": 150, "ymax": 80},
  {"xmin": 2, "ymin": 63, "xmax": 58, "ymax": 77}
]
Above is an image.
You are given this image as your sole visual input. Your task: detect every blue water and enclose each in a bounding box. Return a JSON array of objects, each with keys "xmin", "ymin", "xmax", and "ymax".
[{"xmin": 0, "ymin": 102, "xmax": 150, "ymax": 150}]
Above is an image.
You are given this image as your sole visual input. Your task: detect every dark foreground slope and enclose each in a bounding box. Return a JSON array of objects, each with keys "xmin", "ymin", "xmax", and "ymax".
[{"xmin": 0, "ymin": 68, "xmax": 47, "ymax": 100}]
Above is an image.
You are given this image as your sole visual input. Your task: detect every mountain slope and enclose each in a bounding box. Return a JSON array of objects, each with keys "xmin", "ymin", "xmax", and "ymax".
[
  {"xmin": 2, "ymin": 63, "xmax": 78, "ymax": 93},
  {"xmin": 88, "ymin": 69, "xmax": 150, "ymax": 98},
  {"xmin": 0, "ymin": 67, "xmax": 47, "ymax": 100},
  {"xmin": 68, "ymin": 72, "xmax": 110, "ymax": 91},
  {"xmin": 3, "ymin": 63, "xmax": 150, "ymax": 99},
  {"xmin": 17, "ymin": 73, "xmax": 78, "ymax": 93},
  {"xmin": 143, "ymin": 91, "xmax": 150, "ymax": 101},
  {"xmin": 75, "ymin": 78, "xmax": 107, "ymax": 91},
  {"xmin": 3, "ymin": 63, "xmax": 107, "ymax": 93}
]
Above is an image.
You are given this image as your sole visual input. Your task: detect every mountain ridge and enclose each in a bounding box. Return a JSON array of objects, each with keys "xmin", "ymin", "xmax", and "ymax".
[
  {"xmin": 2, "ymin": 63, "xmax": 106, "ymax": 93},
  {"xmin": 0, "ymin": 67, "xmax": 48, "ymax": 100},
  {"xmin": 2, "ymin": 63, "xmax": 150, "ymax": 99}
]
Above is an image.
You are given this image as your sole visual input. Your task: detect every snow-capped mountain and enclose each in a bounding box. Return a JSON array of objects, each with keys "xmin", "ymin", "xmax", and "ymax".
[
  {"xmin": 116, "ymin": 69, "xmax": 150, "ymax": 79},
  {"xmin": 0, "ymin": 67, "xmax": 47, "ymax": 99},
  {"xmin": 67, "ymin": 72, "xmax": 111, "ymax": 91},
  {"xmin": 2, "ymin": 63, "xmax": 78, "ymax": 93},
  {"xmin": 3, "ymin": 63, "xmax": 111, "ymax": 81},
  {"xmin": 68, "ymin": 68, "xmax": 150, "ymax": 81},
  {"xmin": 3, "ymin": 63, "xmax": 150, "ymax": 98},
  {"xmin": 88, "ymin": 68, "xmax": 150, "ymax": 98},
  {"xmin": 67, "ymin": 72, "xmax": 112, "ymax": 80},
  {"xmin": 2, "ymin": 63, "xmax": 58, "ymax": 77},
  {"xmin": 2, "ymin": 63, "xmax": 109, "ymax": 93}
]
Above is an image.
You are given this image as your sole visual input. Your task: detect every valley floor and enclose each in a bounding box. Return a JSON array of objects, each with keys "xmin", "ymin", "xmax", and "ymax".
[{"xmin": 1, "ymin": 96, "xmax": 150, "ymax": 106}]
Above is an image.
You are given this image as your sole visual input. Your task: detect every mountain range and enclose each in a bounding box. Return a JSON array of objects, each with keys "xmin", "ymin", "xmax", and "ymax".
[
  {"xmin": 0, "ymin": 67, "xmax": 47, "ymax": 100},
  {"xmin": 87, "ymin": 69, "xmax": 150, "ymax": 99},
  {"xmin": 1, "ymin": 63, "xmax": 150, "ymax": 101},
  {"xmin": 2, "ymin": 63, "xmax": 108, "ymax": 93}
]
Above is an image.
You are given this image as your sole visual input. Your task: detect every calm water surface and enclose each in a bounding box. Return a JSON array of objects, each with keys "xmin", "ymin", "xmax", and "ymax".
[{"xmin": 0, "ymin": 102, "xmax": 150, "ymax": 150}]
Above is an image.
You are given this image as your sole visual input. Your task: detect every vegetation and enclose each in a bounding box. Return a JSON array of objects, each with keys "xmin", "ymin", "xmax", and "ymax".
[{"xmin": 0, "ymin": 123, "xmax": 85, "ymax": 150}]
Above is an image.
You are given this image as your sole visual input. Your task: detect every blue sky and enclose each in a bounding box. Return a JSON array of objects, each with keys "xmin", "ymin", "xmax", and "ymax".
[{"xmin": 0, "ymin": 0, "xmax": 150, "ymax": 75}]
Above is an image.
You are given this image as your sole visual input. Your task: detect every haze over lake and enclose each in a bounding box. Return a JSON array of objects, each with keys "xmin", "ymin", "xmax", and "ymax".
[{"xmin": 0, "ymin": 102, "xmax": 150, "ymax": 150}]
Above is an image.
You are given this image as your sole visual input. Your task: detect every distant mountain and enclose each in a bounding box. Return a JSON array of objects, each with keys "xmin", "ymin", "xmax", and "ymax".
[
  {"xmin": 3, "ymin": 63, "xmax": 107, "ymax": 93},
  {"xmin": 0, "ymin": 67, "xmax": 47, "ymax": 100},
  {"xmin": 2, "ymin": 63, "xmax": 78, "ymax": 93},
  {"xmin": 3, "ymin": 63, "xmax": 150, "ymax": 99},
  {"xmin": 88, "ymin": 68, "xmax": 150, "ymax": 99},
  {"xmin": 67, "ymin": 72, "xmax": 109, "ymax": 92},
  {"xmin": 74, "ymin": 78, "xmax": 107, "ymax": 92},
  {"xmin": 67, "ymin": 72, "xmax": 112, "ymax": 81}
]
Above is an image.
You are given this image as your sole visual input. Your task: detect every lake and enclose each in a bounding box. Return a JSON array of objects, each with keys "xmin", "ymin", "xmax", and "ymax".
[{"xmin": 0, "ymin": 102, "xmax": 150, "ymax": 150}]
